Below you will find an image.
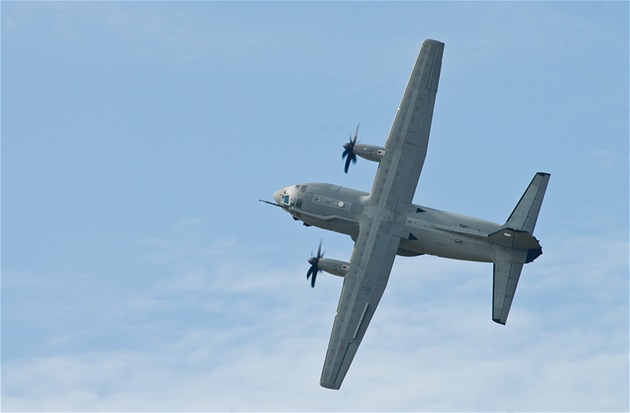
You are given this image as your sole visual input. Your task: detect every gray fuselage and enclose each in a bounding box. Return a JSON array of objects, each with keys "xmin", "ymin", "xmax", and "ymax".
[{"xmin": 274, "ymin": 183, "xmax": 503, "ymax": 263}]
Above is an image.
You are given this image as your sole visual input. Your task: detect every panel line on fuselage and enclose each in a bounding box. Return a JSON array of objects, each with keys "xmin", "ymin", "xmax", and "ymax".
[{"xmin": 286, "ymin": 182, "xmax": 500, "ymax": 263}]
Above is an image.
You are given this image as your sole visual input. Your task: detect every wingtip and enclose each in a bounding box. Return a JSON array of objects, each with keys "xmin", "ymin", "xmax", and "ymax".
[
  {"xmin": 320, "ymin": 381, "xmax": 341, "ymax": 390},
  {"xmin": 424, "ymin": 38, "xmax": 444, "ymax": 46}
]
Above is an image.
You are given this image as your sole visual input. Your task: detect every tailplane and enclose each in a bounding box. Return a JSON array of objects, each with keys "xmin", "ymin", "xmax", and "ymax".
[
  {"xmin": 492, "ymin": 249, "xmax": 526, "ymax": 324},
  {"xmin": 490, "ymin": 172, "xmax": 550, "ymax": 324}
]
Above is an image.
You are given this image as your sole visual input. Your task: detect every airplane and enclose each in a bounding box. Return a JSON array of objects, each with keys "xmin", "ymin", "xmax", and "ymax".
[{"xmin": 261, "ymin": 39, "xmax": 550, "ymax": 390}]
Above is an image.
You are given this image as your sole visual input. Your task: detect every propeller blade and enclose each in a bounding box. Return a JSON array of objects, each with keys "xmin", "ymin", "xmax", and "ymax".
[
  {"xmin": 307, "ymin": 265, "xmax": 316, "ymax": 279},
  {"xmin": 305, "ymin": 239, "xmax": 324, "ymax": 288},
  {"xmin": 344, "ymin": 154, "xmax": 354, "ymax": 174},
  {"xmin": 342, "ymin": 124, "xmax": 360, "ymax": 173}
]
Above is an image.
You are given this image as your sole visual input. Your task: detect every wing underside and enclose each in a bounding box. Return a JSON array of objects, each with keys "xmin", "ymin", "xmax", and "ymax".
[
  {"xmin": 369, "ymin": 39, "xmax": 444, "ymax": 209},
  {"xmin": 319, "ymin": 218, "xmax": 402, "ymax": 389},
  {"xmin": 320, "ymin": 39, "xmax": 445, "ymax": 390}
]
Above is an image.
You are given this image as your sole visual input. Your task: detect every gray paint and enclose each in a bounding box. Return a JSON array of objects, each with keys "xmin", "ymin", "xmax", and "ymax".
[{"xmin": 268, "ymin": 40, "xmax": 550, "ymax": 390}]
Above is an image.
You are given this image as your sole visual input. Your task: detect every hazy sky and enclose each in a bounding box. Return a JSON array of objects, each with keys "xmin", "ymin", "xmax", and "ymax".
[{"xmin": 2, "ymin": 1, "xmax": 628, "ymax": 411}]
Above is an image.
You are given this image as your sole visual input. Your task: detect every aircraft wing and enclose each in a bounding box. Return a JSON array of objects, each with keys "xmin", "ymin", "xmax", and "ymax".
[
  {"xmin": 320, "ymin": 217, "xmax": 402, "ymax": 389},
  {"xmin": 370, "ymin": 39, "xmax": 444, "ymax": 210},
  {"xmin": 320, "ymin": 40, "xmax": 444, "ymax": 390}
]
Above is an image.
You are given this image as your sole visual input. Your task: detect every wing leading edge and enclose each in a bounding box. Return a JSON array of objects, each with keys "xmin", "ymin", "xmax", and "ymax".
[
  {"xmin": 369, "ymin": 39, "xmax": 444, "ymax": 209},
  {"xmin": 319, "ymin": 218, "xmax": 402, "ymax": 389},
  {"xmin": 320, "ymin": 40, "xmax": 444, "ymax": 390}
]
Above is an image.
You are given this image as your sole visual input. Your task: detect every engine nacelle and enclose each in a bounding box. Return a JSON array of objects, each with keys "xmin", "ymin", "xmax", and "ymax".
[
  {"xmin": 353, "ymin": 144, "xmax": 386, "ymax": 162},
  {"xmin": 317, "ymin": 258, "xmax": 351, "ymax": 277}
]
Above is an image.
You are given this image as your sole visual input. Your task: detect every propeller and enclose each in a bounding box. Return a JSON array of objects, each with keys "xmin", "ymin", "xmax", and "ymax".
[
  {"xmin": 306, "ymin": 240, "xmax": 324, "ymax": 288},
  {"xmin": 342, "ymin": 124, "xmax": 359, "ymax": 174}
]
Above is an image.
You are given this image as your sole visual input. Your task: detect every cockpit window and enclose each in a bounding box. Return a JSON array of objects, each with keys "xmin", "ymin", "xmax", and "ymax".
[
  {"xmin": 283, "ymin": 195, "xmax": 290, "ymax": 205},
  {"xmin": 299, "ymin": 185, "xmax": 307, "ymax": 192}
]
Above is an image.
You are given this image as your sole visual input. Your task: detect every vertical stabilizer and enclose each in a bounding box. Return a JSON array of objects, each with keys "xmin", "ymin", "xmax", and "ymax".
[{"xmin": 505, "ymin": 173, "xmax": 550, "ymax": 233}]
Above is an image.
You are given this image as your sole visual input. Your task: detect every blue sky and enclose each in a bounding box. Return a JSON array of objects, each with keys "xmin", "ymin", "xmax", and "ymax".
[{"xmin": 2, "ymin": 1, "xmax": 628, "ymax": 411}]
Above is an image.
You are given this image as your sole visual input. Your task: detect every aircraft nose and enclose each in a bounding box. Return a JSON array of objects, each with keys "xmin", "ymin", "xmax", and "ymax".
[{"xmin": 273, "ymin": 188, "xmax": 285, "ymax": 205}]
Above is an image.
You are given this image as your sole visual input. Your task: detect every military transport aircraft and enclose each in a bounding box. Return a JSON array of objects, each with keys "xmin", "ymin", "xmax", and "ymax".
[{"xmin": 261, "ymin": 39, "xmax": 550, "ymax": 390}]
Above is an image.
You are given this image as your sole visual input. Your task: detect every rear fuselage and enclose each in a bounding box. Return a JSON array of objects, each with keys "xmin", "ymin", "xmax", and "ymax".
[{"xmin": 274, "ymin": 183, "xmax": 503, "ymax": 263}]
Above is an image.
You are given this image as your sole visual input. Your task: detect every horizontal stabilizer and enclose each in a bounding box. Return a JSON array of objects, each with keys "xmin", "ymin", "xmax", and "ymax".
[
  {"xmin": 492, "ymin": 249, "xmax": 528, "ymax": 324},
  {"xmin": 505, "ymin": 173, "xmax": 550, "ymax": 234}
]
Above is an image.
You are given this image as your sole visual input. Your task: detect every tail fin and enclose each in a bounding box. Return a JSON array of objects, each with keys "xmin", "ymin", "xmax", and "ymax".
[
  {"xmin": 505, "ymin": 172, "xmax": 551, "ymax": 233},
  {"xmin": 491, "ymin": 172, "xmax": 550, "ymax": 325}
]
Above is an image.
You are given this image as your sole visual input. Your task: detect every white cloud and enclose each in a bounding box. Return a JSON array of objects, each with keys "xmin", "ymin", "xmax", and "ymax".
[{"xmin": 3, "ymin": 226, "xmax": 627, "ymax": 411}]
